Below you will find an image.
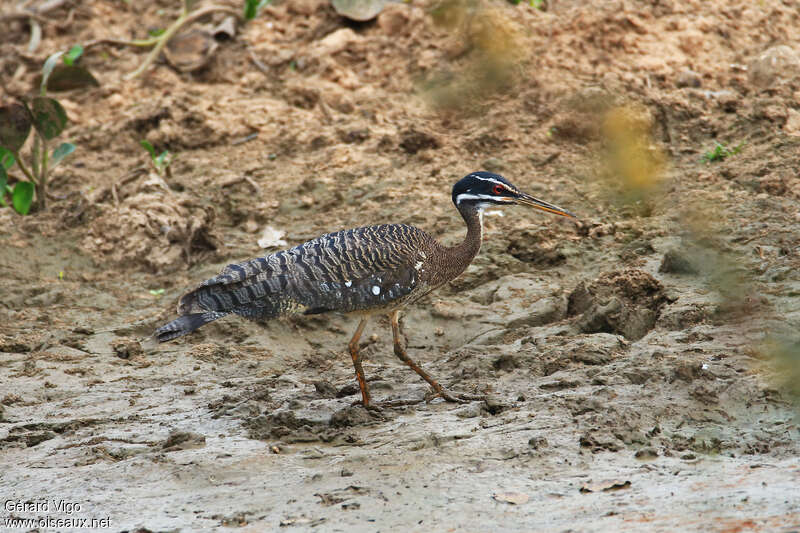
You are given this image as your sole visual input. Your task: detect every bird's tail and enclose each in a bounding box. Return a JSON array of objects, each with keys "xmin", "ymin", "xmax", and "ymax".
[{"xmin": 153, "ymin": 311, "xmax": 227, "ymax": 342}]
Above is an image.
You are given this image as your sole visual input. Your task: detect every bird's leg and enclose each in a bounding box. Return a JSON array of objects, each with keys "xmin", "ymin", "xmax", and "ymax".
[
  {"xmin": 389, "ymin": 310, "xmax": 474, "ymax": 404},
  {"xmin": 348, "ymin": 317, "xmax": 372, "ymax": 408}
]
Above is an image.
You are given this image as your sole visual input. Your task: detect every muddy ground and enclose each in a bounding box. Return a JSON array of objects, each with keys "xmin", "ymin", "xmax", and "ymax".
[{"xmin": 2, "ymin": 0, "xmax": 800, "ymax": 531}]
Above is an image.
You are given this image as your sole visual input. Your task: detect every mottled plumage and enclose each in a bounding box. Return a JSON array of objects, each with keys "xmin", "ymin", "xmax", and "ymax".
[{"xmin": 155, "ymin": 172, "xmax": 575, "ymax": 407}]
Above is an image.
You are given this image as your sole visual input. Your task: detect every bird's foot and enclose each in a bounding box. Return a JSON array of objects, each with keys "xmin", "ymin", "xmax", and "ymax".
[{"xmin": 425, "ymin": 386, "xmax": 484, "ymax": 404}]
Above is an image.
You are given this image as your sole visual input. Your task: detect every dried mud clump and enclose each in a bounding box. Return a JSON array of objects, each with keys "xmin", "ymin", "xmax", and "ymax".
[
  {"xmin": 568, "ymin": 269, "xmax": 667, "ymax": 340},
  {"xmin": 82, "ymin": 192, "xmax": 220, "ymax": 273},
  {"xmin": 399, "ymin": 128, "xmax": 440, "ymax": 154}
]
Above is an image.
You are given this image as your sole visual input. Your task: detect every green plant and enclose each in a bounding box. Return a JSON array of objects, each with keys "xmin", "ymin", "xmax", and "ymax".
[
  {"xmin": 244, "ymin": 0, "xmax": 272, "ymax": 19},
  {"xmin": 140, "ymin": 140, "xmax": 173, "ymax": 178},
  {"xmin": 702, "ymin": 141, "xmax": 744, "ymax": 163},
  {"xmin": 508, "ymin": 0, "xmax": 544, "ymax": 7},
  {"xmin": 0, "ymin": 52, "xmax": 76, "ymax": 214}
]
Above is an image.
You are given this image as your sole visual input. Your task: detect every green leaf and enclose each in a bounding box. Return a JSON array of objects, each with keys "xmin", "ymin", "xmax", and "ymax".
[
  {"xmin": 63, "ymin": 44, "xmax": 84, "ymax": 66},
  {"xmin": 0, "ymin": 103, "xmax": 33, "ymax": 153},
  {"xmin": 244, "ymin": 0, "xmax": 271, "ymax": 19},
  {"xmin": 0, "ymin": 147, "xmax": 15, "ymax": 171},
  {"xmin": 155, "ymin": 150, "xmax": 169, "ymax": 169},
  {"xmin": 47, "ymin": 65, "xmax": 100, "ymax": 92},
  {"xmin": 51, "ymin": 142, "xmax": 76, "ymax": 168},
  {"xmin": 149, "ymin": 288, "xmax": 165, "ymax": 296},
  {"xmin": 41, "ymin": 51, "xmax": 65, "ymax": 96},
  {"xmin": 31, "ymin": 97, "xmax": 68, "ymax": 140},
  {"xmin": 140, "ymin": 140, "xmax": 157, "ymax": 159},
  {"xmin": 0, "ymin": 165, "xmax": 7, "ymax": 204},
  {"xmin": 12, "ymin": 181, "xmax": 34, "ymax": 215},
  {"xmin": 148, "ymin": 28, "xmax": 166, "ymax": 37},
  {"xmin": 244, "ymin": 0, "xmax": 258, "ymax": 19}
]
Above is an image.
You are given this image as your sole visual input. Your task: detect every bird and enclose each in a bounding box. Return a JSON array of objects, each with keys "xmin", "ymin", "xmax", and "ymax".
[{"xmin": 154, "ymin": 171, "xmax": 576, "ymax": 408}]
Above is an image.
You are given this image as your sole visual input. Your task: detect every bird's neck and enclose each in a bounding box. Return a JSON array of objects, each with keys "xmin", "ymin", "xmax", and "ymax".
[{"xmin": 435, "ymin": 203, "xmax": 483, "ymax": 284}]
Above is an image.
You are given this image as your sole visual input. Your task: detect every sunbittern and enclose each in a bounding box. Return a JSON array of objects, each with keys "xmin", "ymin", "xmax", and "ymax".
[{"xmin": 155, "ymin": 172, "xmax": 575, "ymax": 407}]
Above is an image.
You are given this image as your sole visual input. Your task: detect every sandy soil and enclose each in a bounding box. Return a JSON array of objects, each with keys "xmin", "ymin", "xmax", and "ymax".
[{"xmin": 1, "ymin": 0, "xmax": 800, "ymax": 531}]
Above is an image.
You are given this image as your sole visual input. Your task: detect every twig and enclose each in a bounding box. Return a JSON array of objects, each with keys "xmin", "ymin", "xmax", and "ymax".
[
  {"xmin": 231, "ymin": 132, "xmax": 258, "ymax": 145},
  {"xmin": 27, "ymin": 18, "xmax": 41, "ymax": 52},
  {"xmin": 0, "ymin": 0, "xmax": 70, "ymax": 23},
  {"xmin": 0, "ymin": 11, "xmax": 49, "ymax": 24},
  {"xmin": 244, "ymin": 176, "xmax": 260, "ymax": 193},
  {"xmin": 33, "ymin": 0, "xmax": 69, "ymax": 15},
  {"xmin": 123, "ymin": 5, "xmax": 240, "ymax": 80},
  {"xmin": 318, "ymin": 99, "xmax": 333, "ymax": 124},
  {"xmin": 247, "ymin": 45, "xmax": 270, "ymax": 75},
  {"xmin": 83, "ymin": 36, "xmax": 168, "ymax": 51}
]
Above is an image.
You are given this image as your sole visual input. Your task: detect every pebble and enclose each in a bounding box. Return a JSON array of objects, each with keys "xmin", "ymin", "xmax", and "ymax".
[
  {"xmin": 482, "ymin": 157, "xmax": 507, "ymax": 172},
  {"xmin": 749, "ymin": 45, "xmax": 800, "ymax": 87},
  {"xmin": 675, "ymin": 69, "xmax": 702, "ymax": 88}
]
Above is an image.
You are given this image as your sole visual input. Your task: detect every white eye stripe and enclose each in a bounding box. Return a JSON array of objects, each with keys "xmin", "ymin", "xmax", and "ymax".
[{"xmin": 468, "ymin": 175, "xmax": 514, "ymax": 190}]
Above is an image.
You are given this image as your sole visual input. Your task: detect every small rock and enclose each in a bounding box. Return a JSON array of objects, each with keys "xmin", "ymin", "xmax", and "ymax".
[
  {"xmin": 659, "ymin": 248, "xmax": 699, "ymax": 274},
  {"xmin": 675, "ymin": 69, "xmax": 702, "ymax": 88},
  {"xmin": 579, "ymin": 479, "xmax": 631, "ymax": 493},
  {"xmin": 399, "ymin": 128, "xmax": 440, "ymax": 154},
  {"xmin": 162, "ymin": 430, "xmax": 206, "ymax": 451},
  {"xmin": 314, "ymin": 381, "xmax": 338, "ymax": 399},
  {"xmin": 111, "ymin": 338, "xmax": 143, "ymax": 359},
  {"xmin": 671, "ymin": 362, "xmax": 703, "ymax": 383},
  {"xmin": 749, "ymin": 45, "xmax": 800, "ymax": 87},
  {"xmin": 482, "ymin": 396, "xmax": 507, "ymax": 415},
  {"xmin": 377, "ymin": 3, "xmax": 409, "ymax": 35},
  {"xmin": 482, "ymin": 157, "xmax": 507, "ymax": 172},
  {"xmin": 336, "ymin": 383, "xmax": 359, "ymax": 398},
  {"xmin": 492, "ymin": 354, "xmax": 518, "ymax": 371},
  {"xmin": 329, "ymin": 405, "xmax": 381, "ymax": 428},
  {"xmin": 312, "ymin": 28, "xmax": 362, "ymax": 56},
  {"xmin": 455, "ymin": 403, "xmax": 481, "ymax": 418},
  {"xmin": 634, "ymin": 447, "xmax": 658, "ymax": 459},
  {"xmin": 528, "ymin": 436, "xmax": 548, "ymax": 449},
  {"xmin": 785, "ymin": 108, "xmax": 800, "ymax": 137}
]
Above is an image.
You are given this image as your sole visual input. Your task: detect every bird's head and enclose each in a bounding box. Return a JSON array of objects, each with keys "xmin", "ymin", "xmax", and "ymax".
[{"xmin": 451, "ymin": 171, "xmax": 576, "ymax": 218}]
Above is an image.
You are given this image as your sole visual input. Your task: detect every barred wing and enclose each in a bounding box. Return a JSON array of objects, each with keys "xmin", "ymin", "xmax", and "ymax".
[{"xmin": 177, "ymin": 224, "xmax": 430, "ymax": 321}]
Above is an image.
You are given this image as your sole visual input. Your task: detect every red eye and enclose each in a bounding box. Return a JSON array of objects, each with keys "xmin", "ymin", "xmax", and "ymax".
[{"xmin": 492, "ymin": 185, "xmax": 504, "ymax": 195}]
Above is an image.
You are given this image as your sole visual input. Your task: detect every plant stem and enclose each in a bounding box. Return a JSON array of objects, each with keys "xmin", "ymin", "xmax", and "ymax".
[
  {"xmin": 14, "ymin": 153, "xmax": 37, "ymax": 185},
  {"xmin": 84, "ymin": 36, "xmax": 164, "ymax": 51},
  {"xmin": 123, "ymin": 5, "xmax": 240, "ymax": 80},
  {"xmin": 39, "ymin": 136, "xmax": 49, "ymax": 209}
]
